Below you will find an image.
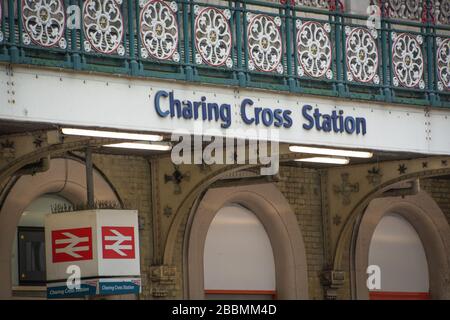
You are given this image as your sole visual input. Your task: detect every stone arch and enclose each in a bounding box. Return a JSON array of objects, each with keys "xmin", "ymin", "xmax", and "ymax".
[
  {"xmin": 0, "ymin": 138, "xmax": 115, "ymax": 184},
  {"xmin": 185, "ymin": 183, "xmax": 309, "ymax": 300},
  {"xmin": 157, "ymin": 165, "xmax": 258, "ymax": 298},
  {"xmin": 329, "ymin": 168, "xmax": 450, "ymax": 298},
  {"xmin": 354, "ymin": 191, "xmax": 450, "ymax": 299},
  {"xmin": 162, "ymin": 166, "xmax": 257, "ymax": 262},
  {"xmin": 0, "ymin": 157, "xmax": 120, "ymax": 298}
]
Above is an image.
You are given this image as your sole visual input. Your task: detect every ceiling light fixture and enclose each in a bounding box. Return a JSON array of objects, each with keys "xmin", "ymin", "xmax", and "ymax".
[
  {"xmin": 61, "ymin": 128, "xmax": 163, "ymax": 142},
  {"xmin": 289, "ymin": 145, "xmax": 373, "ymax": 158},
  {"xmin": 104, "ymin": 142, "xmax": 171, "ymax": 151},
  {"xmin": 295, "ymin": 157, "xmax": 350, "ymax": 165}
]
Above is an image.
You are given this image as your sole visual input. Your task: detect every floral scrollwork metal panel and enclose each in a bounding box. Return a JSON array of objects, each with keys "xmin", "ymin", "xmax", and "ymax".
[
  {"xmin": 435, "ymin": 0, "xmax": 450, "ymax": 25},
  {"xmin": 0, "ymin": 3, "xmax": 3, "ymax": 43},
  {"xmin": 294, "ymin": 0, "xmax": 329, "ymax": 9},
  {"xmin": 385, "ymin": 0, "xmax": 423, "ymax": 21},
  {"xmin": 345, "ymin": 27, "xmax": 379, "ymax": 84},
  {"xmin": 194, "ymin": 6, "xmax": 232, "ymax": 68},
  {"xmin": 83, "ymin": 0, "xmax": 125, "ymax": 56},
  {"xmin": 391, "ymin": 32, "xmax": 425, "ymax": 89},
  {"xmin": 247, "ymin": 13, "xmax": 283, "ymax": 74},
  {"xmin": 21, "ymin": 0, "xmax": 67, "ymax": 49},
  {"xmin": 140, "ymin": 0, "xmax": 179, "ymax": 62},
  {"xmin": 437, "ymin": 37, "xmax": 450, "ymax": 91},
  {"xmin": 296, "ymin": 20, "xmax": 332, "ymax": 79}
]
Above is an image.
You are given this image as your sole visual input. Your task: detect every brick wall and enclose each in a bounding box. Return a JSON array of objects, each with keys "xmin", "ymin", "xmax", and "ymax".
[
  {"xmin": 276, "ymin": 166, "xmax": 325, "ymax": 300},
  {"xmin": 421, "ymin": 178, "xmax": 450, "ymax": 225}
]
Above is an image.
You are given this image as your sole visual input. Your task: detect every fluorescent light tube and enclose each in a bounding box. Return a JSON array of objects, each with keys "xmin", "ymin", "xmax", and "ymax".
[
  {"xmin": 289, "ymin": 145, "xmax": 372, "ymax": 158},
  {"xmin": 104, "ymin": 142, "xmax": 171, "ymax": 151},
  {"xmin": 62, "ymin": 128, "xmax": 163, "ymax": 142},
  {"xmin": 295, "ymin": 157, "xmax": 350, "ymax": 165}
]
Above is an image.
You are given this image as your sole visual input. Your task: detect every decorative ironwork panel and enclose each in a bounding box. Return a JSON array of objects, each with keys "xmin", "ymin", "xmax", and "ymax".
[
  {"xmin": 0, "ymin": 0, "xmax": 447, "ymax": 107},
  {"xmin": 0, "ymin": 2, "xmax": 3, "ymax": 43},
  {"xmin": 247, "ymin": 13, "xmax": 283, "ymax": 74},
  {"xmin": 385, "ymin": 0, "xmax": 423, "ymax": 21},
  {"xmin": 391, "ymin": 32, "xmax": 425, "ymax": 89},
  {"xmin": 437, "ymin": 37, "xmax": 450, "ymax": 91},
  {"xmin": 83, "ymin": 0, "xmax": 125, "ymax": 55},
  {"xmin": 140, "ymin": 0, "xmax": 179, "ymax": 62},
  {"xmin": 296, "ymin": 20, "xmax": 333, "ymax": 79},
  {"xmin": 435, "ymin": 0, "xmax": 450, "ymax": 24},
  {"xmin": 345, "ymin": 27, "xmax": 379, "ymax": 84},
  {"xmin": 294, "ymin": 0, "xmax": 329, "ymax": 8},
  {"xmin": 194, "ymin": 6, "xmax": 232, "ymax": 68},
  {"xmin": 21, "ymin": 0, "xmax": 67, "ymax": 49}
]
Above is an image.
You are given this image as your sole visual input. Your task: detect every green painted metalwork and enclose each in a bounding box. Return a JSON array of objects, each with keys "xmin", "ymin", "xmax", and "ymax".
[{"xmin": 0, "ymin": 0, "xmax": 448, "ymax": 108}]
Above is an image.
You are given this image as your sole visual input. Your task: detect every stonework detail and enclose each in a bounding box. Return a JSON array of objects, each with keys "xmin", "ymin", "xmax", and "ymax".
[
  {"xmin": 150, "ymin": 265, "xmax": 177, "ymax": 298},
  {"xmin": 366, "ymin": 167, "xmax": 383, "ymax": 186},
  {"xmin": 0, "ymin": 140, "xmax": 15, "ymax": 161},
  {"xmin": 321, "ymin": 270, "xmax": 346, "ymax": 300},
  {"xmin": 332, "ymin": 214, "xmax": 342, "ymax": 226},
  {"xmin": 398, "ymin": 163, "xmax": 408, "ymax": 174},
  {"xmin": 333, "ymin": 173, "xmax": 359, "ymax": 206},
  {"xmin": 164, "ymin": 165, "xmax": 190, "ymax": 194},
  {"xmin": 163, "ymin": 205, "xmax": 173, "ymax": 218}
]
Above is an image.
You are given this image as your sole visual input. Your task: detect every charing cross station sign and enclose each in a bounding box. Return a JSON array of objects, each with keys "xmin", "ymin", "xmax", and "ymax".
[
  {"xmin": 0, "ymin": 66, "xmax": 449, "ymax": 155},
  {"xmin": 154, "ymin": 90, "xmax": 367, "ymax": 135}
]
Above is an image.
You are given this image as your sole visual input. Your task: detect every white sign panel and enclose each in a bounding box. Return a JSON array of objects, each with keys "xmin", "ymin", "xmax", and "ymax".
[
  {"xmin": 1, "ymin": 66, "xmax": 450, "ymax": 155},
  {"xmin": 45, "ymin": 210, "xmax": 140, "ymax": 282}
]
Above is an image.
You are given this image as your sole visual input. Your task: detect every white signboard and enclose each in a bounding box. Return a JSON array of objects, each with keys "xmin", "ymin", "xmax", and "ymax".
[
  {"xmin": 1, "ymin": 65, "xmax": 450, "ymax": 155},
  {"xmin": 44, "ymin": 210, "xmax": 140, "ymax": 282}
]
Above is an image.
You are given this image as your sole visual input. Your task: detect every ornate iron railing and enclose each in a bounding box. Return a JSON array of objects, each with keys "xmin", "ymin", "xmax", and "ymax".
[{"xmin": 0, "ymin": 0, "xmax": 449, "ymax": 108}]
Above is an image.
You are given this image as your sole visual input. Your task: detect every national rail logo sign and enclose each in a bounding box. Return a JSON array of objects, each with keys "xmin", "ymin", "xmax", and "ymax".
[
  {"xmin": 51, "ymin": 227, "xmax": 93, "ymax": 263},
  {"xmin": 102, "ymin": 226, "xmax": 135, "ymax": 259},
  {"xmin": 45, "ymin": 210, "xmax": 141, "ymax": 283}
]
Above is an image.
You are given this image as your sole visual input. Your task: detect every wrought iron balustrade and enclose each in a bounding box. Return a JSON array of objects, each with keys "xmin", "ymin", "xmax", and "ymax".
[{"xmin": 0, "ymin": 0, "xmax": 449, "ymax": 108}]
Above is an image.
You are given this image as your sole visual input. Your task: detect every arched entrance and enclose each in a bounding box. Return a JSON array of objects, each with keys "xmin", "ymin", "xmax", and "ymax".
[
  {"xmin": 368, "ymin": 213, "xmax": 429, "ymax": 299},
  {"xmin": 0, "ymin": 157, "xmax": 120, "ymax": 299},
  {"xmin": 203, "ymin": 204, "xmax": 276, "ymax": 299},
  {"xmin": 186, "ymin": 183, "xmax": 309, "ymax": 300},
  {"xmin": 354, "ymin": 191, "xmax": 450, "ymax": 300}
]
